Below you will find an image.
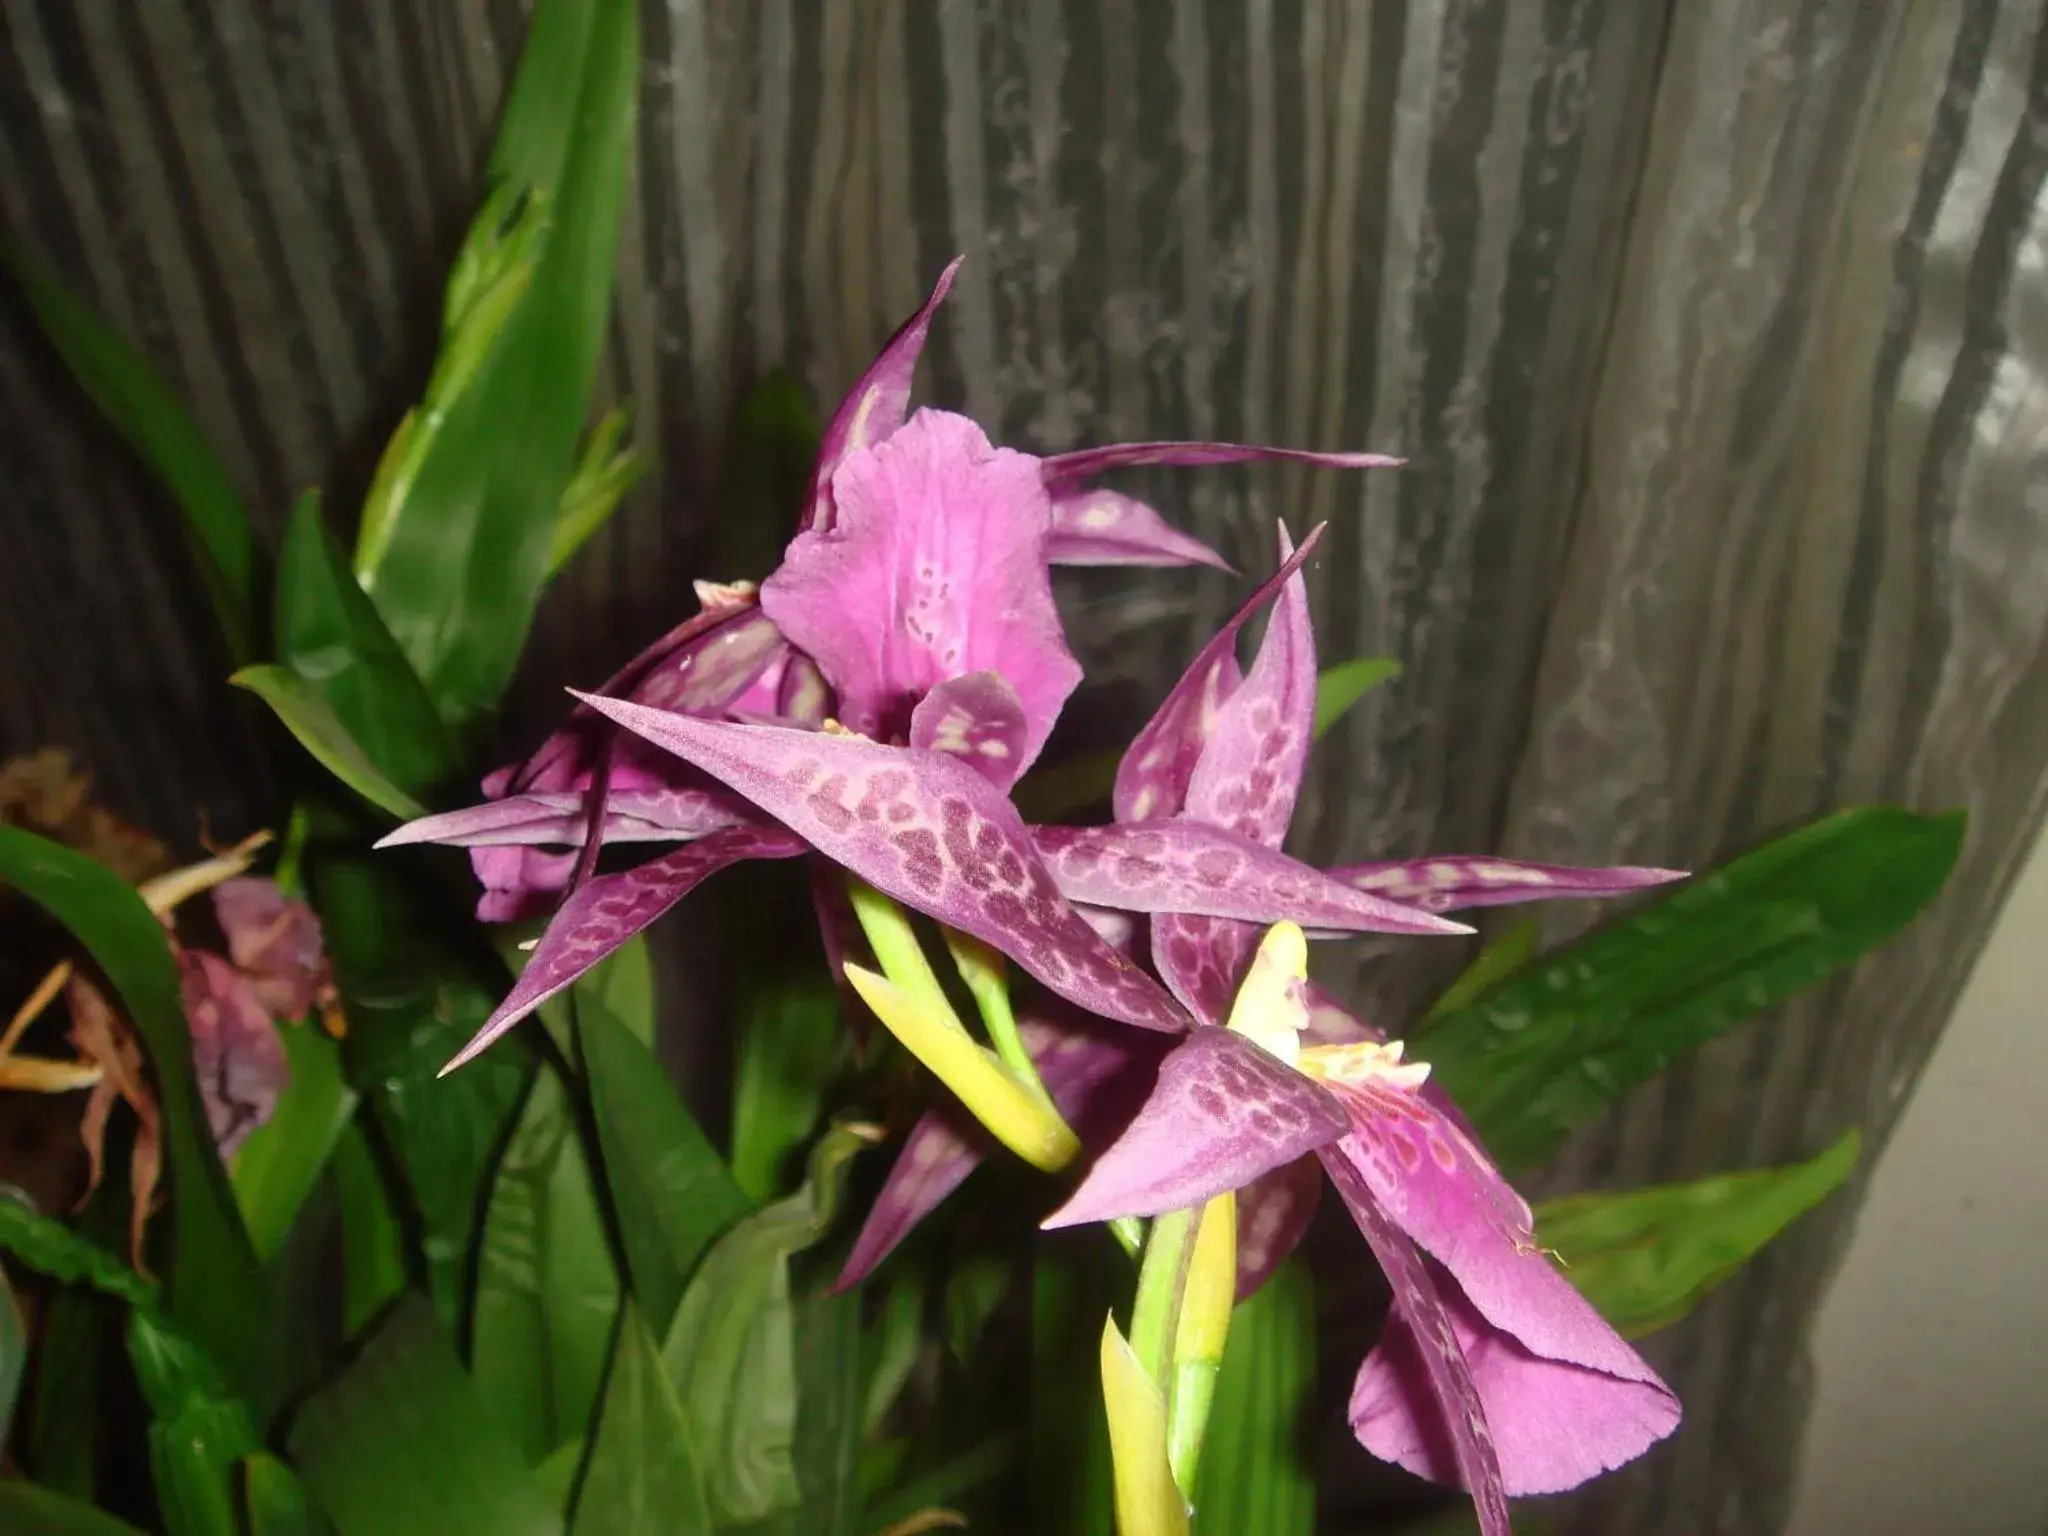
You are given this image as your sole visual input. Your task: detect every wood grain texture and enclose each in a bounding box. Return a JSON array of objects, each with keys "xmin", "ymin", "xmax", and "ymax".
[{"xmin": 4, "ymin": 3, "xmax": 2045, "ymax": 1530}]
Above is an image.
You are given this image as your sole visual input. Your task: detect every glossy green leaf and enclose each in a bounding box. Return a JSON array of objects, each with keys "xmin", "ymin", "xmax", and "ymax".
[
  {"xmin": 231, "ymin": 1024, "xmax": 358, "ymax": 1263},
  {"xmin": 289, "ymin": 1296, "xmax": 561, "ymax": 1536},
  {"xmin": 1420, "ymin": 919, "xmax": 1540, "ymax": 1031},
  {"xmin": 1538, "ymin": 1129, "xmax": 1861, "ymax": 1338},
  {"xmin": 731, "ymin": 972, "xmax": 844, "ymax": 1201},
  {"xmin": 0, "ymin": 1193, "xmax": 154, "ymax": 1308},
  {"xmin": 356, "ymin": 0, "xmax": 640, "ymax": 726},
  {"xmin": 0, "ymin": 827, "xmax": 260, "ymax": 1386},
  {"xmin": 1419, "ymin": 807, "xmax": 1965, "ymax": 1173},
  {"xmin": 329, "ymin": 1122, "xmax": 406, "ymax": 1339},
  {"xmin": 549, "ymin": 406, "xmax": 651, "ymax": 575},
  {"xmin": 661, "ymin": 1124, "xmax": 874, "ymax": 1526},
  {"xmin": 1191, "ymin": 1257, "xmax": 1315, "ymax": 1536},
  {"xmin": 0, "ymin": 1260, "xmax": 22, "ymax": 1446},
  {"xmin": 714, "ymin": 370, "xmax": 822, "ymax": 581},
  {"xmin": 532, "ymin": 934, "xmax": 654, "ymax": 1051},
  {"xmin": 21, "ymin": 1196, "xmax": 123, "ymax": 1495},
  {"xmin": 230, "ymin": 667, "xmax": 427, "ymax": 821},
  {"xmin": 584, "ymin": 1005, "xmax": 750, "ymax": 1334},
  {"xmin": 567, "ymin": 1300, "xmax": 712, "ymax": 1534},
  {"xmin": 2, "ymin": 245, "xmax": 257, "ymax": 663},
  {"xmin": 243, "ymin": 1453, "xmax": 336, "ymax": 1536},
  {"xmin": 312, "ymin": 854, "xmax": 532, "ymax": 1328},
  {"xmin": 473, "ymin": 1059, "xmax": 619, "ymax": 1463},
  {"xmin": 785, "ymin": 1287, "xmax": 866, "ymax": 1536},
  {"xmin": 274, "ymin": 492, "xmax": 454, "ymax": 792},
  {"xmin": 122, "ymin": 1306, "xmax": 261, "ymax": 1536},
  {"xmin": 1312, "ymin": 657, "xmax": 1401, "ymax": 740},
  {"xmin": 0, "ymin": 1479, "xmax": 149, "ymax": 1535}
]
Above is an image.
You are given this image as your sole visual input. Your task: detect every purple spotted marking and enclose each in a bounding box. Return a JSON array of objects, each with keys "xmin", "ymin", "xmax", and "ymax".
[
  {"xmin": 1044, "ymin": 1028, "xmax": 1348, "ymax": 1228},
  {"xmin": 1234, "ymin": 1155, "xmax": 1322, "ymax": 1300},
  {"xmin": 572, "ymin": 696, "xmax": 1190, "ymax": 1033},
  {"xmin": 1112, "ymin": 525, "xmax": 1323, "ymax": 825},
  {"xmin": 1033, "ymin": 821, "xmax": 1471, "ymax": 936},
  {"xmin": 802, "ymin": 257, "xmax": 963, "ymax": 534},
  {"xmin": 1043, "ymin": 488, "xmax": 1232, "ymax": 570},
  {"xmin": 442, "ymin": 825, "xmax": 808, "ymax": 1074},
  {"xmin": 1331, "ymin": 856, "xmax": 1690, "ymax": 914},
  {"xmin": 1323, "ymin": 1145, "xmax": 1510, "ymax": 1535},
  {"xmin": 837, "ymin": 1005, "xmax": 1161, "ymax": 1289},
  {"xmin": 908, "ymin": 671, "xmax": 1031, "ymax": 789}
]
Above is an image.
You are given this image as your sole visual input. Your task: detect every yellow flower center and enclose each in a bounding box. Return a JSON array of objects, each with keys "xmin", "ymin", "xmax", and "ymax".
[{"xmin": 1224, "ymin": 921, "xmax": 1430, "ymax": 1091}]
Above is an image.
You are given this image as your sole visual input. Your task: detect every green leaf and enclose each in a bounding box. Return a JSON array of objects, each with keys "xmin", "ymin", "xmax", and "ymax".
[
  {"xmin": 762, "ymin": 1287, "xmax": 866, "ymax": 1536},
  {"xmin": 274, "ymin": 491, "xmax": 455, "ymax": 792},
  {"xmin": 2, "ymin": 245, "xmax": 258, "ymax": 663},
  {"xmin": 133, "ymin": 1322, "xmax": 260, "ymax": 1536},
  {"xmin": 0, "ymin": 827, "xmax": 261, "ymax": 1386},
  {"xmin": 567, "ymin": 1301, "xmax": 712, "ymax": 1534},
  {"xmin": 860, "ymin": 1272, "xmax": 924, "ymax": 1437},
  {"xmin": 230, "ymin": 667, "xmax": 427, "ymax": 821},
  {"xmin": 1418, "ymin": 806, "xmax": 1965, "ymax": 1173},
  {"xmin": 1191, "ymin": 1258, "xmax": 1315, "ymax": 1535},
  {"xmin": 22, "ymin": 1195, "xmax": 122, "ymax": 1495},
  {"xmin": 549, "ymin": 406, "xmax": 651, "ymax": 575},
  {"xmin": 473, "ymin": 1059, "xmax": 619, "ymax": 1463},
  {"xmin": 858, "ymin": 1435, "xmax": 1021, "ymax": 1535},
  {"xmin": 944, "ymin": 1252, "xmax": 1011, "ymax": 1369},
  {"xmin": 231, "ymin": 1024, "xmax": 358, "ymax": 1263},
  {"xmin": 583, "ymin": 1005, "xmax": 750, "ymax": 1334},
  {"xmin": 0, "ymin": 1194, "xmax": 154, "ymax": 1308},
  {"xmin": 356, "ymin": 0, "xmax": 640, "ymax": 726},
  {"xmin": 661, "ymin": 1124, "xmax": 875, "ymax": 1526},
  {"xmin": 1099, "ymin": 1316, "xmax": 1188, "ymax": 1536},
  {"xmin": 731, "ymin": 973, "xmax": 844, "ymax": 1201},
  {"xmin": 1538, "ymin": 1129, "xmax": 1861, "ymax": 1338},
  {"xmin": 1030, "ymin": 1238, "xmax": 1120, "ymax": 1536},
  {"xmin": 1312, "ymin": 657, "xmax": 1401, "ymax": 740},
  {"xmin": 289, "ymin": 1296, "xmax": 561, "ymax": 1536},
  {"xmin": 1, "ymin": 1253, "xmax": 25, "ymax": 1445},
  {"xmin": 329, "ymin": 1122, "xmax": 406, "ymax": 1338},
  {"xmin": 1419, "ymin": 919, "xmax": 1540, "ymax": 1031},
  {"xmin": 534, "ymin": 934, "xmax": 653, "ymax": 1051},
  {"xmin": 0, "ymin": 1479, "xmax": 149, "ymax": 1535},
  {"xmin": 243, "ymin": 1453, "xmax": 336, "ymax": 1536}
]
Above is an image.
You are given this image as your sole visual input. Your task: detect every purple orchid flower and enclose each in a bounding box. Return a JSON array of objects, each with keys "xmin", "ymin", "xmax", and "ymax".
[
  {"xmin": 1043, "ymin": 927, "xmax": 1680, "ymax": 1529},
  {"xmin": 178, "ymin": 950, "xmax": 291, "ymax": 1157}
]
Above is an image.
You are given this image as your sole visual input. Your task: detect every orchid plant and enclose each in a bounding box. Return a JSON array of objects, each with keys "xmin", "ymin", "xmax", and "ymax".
[{"xmin": 0, "ymin": 5, "xmax": 1963, "ymax": 1535}]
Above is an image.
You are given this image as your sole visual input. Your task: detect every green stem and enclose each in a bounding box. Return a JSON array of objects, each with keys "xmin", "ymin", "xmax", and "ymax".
[
  {"xmin": 942, "ymin": 929, "xmax": 1053, "ymax": 1105},
  {"xmin": 1127, "ymin": 1209, "xmax": 1196, "ymax": 1389}
]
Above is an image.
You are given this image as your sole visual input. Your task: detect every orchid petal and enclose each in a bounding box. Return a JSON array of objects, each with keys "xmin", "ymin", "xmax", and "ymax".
[
  {"xmin": 572, "ymin": 697, "xmax": 1189, "ymax": 1033},
  {"xmin": 1111, "ymin": 526, "xmax": 1323, "ymax": 824},
  {"xmin": 1034, "ymin": 822, "xmax": 1470, "ymax": 936},
  {"xmin": 471, "ymin": 846, "xmax": 579, "ymax": 924},
  {"xmin": 1326, "ymin": 1085, "xmax": 1678, "ymax": 1484},
  {"xmin": 1234, "ymin": 1155, "xmax": 1321, "ymax": 1301},
  {"xmin": 763, "ymin": 409, "xmax": 1081, "ymax": 770},
  {"xmin": 1147, "ymin": 913, "xmax": 1242, "ymax": 1027},
  {"xmin": 803, "ymin": 257, "xmax": 962, "ymax": 533},
  {"xmin": 179, "ymin": 950, "xmax": 290, "ymax": 1157},
  {"xmin": 1044, "ymin": 1028, "xmax": 1347, "ymax": 1228},
  {"xmin": 445, "ymin": 825, "xmax": 808, "ymax": 1073},
  {"xmin": 1332, "ymin": 856, "xmax": 1691, "ymax": 913},
  {"xmin": 1303, "ymin": 980, "xmax": 1381, "ymax": 1047},
  {"xmin": 909, "ymin": 671, "xmax": 1031, "ymax": 789},
  {"xmin": 211, "ymin": 876, "xmax": 328, "ymax": 1020},
  {"xmin": 1041, "ymin": 441, "xmax": 1404, "ymax": 483},
  {"xmin": 381, "ymin": 786, "xmax": 750, "ymax": 849},
  {"xmin": 1350, "ymin": 1262, "xmax": 1682, "ymax": 1497},
  {"xmin": 1321, "ymin": 1145, "xmax": 1511, "ymax": 1533},
  {"xmin": 836, "ymin": 1005, "xmax": 1155, "ymax": 1289},
  {"xmin": 1044, "ymin": 488, "xmax": 1232, "ymax": 570},
  {"xmin": 777, "ymin": 650, "xmax": 832, "ymax": 727}
]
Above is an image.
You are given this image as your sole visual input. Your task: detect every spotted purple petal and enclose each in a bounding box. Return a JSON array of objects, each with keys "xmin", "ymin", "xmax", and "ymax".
[
  {"xmin": 1148, "ymin": 913, "xmax": 1244, "ymax": 1028},
  {"xmin": 1040, "ymin": 441, "xmax": 1404, "ymax": 484},
  {"xmin": 380, "ymin": 786, "xmax": 751, "ymax": 849},
  {"xmin": 1043, "ymin": 1028, "xmax": 1348, "ymax": 1228},
  {"xmin": 1043, "ymin": 488, "xmax": 1232, "ymax": 570},
  {"xmin": 762, "ymin": 409, "xmax": 1081, "ymax": 772},
  {"xmin": 1323, "ymin": 1079, "xmax": 1677, "ymax": 1473},
  {"xmin": 1234, "ymin": 1155, "xmax": 1322, "ymax": 1301},
  {"xmin": 802, "ymin": 257, "xmax": 962, "ymax": 534},
  {"xmin": 1350, "ymin": 1256, "xmax": 1681, "ymax": 1497},
  {"xmin": 1331, "ymin": 857, "xmax": 1690, "ymax": 914},
  {"xmin": 1033, "ymin": 822, "xmax": 1470, "ymax": 936},
  {"xmin": 444, "ymin": 825, "xmax": 809, "ymax": 1073},
  {"xmin": 1303, "ymin": 980, "xmax": 1381, "ymax": 1047},
  {"xmin": 571, "ymin": 697, "xmax": 1190, "ymax": 1033},
  {"xmin": 1321, "ymin": 1144, "xmax": 1511, "ymax": 1534},
  {"xmin": 837, "ymin": 1004, "xmax": 1157, "ymax": 1289},
  {"xmin": 179, "ymin": 950, "xmax": 290, "ymax": 1157},
  {"xmin": 909, "ymin": 672, "xmax": 1031, "ymax": 789},
  {"xmin": 1112, "ymin": 525, "xmax": 1324, "ymax": 824}
]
